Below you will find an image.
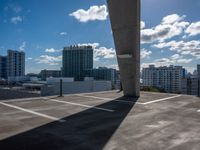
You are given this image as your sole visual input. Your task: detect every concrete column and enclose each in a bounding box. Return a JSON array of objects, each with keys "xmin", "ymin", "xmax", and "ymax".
[{"xmin": 107, "ymin": 0, "xmax": 140, "ymax": 97}]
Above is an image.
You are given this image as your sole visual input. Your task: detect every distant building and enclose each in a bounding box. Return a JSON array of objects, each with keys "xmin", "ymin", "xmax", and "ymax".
[
  {"xmin": 41, "ymin": 77, "xmax": 111, "ymax": 96},
  {"xmin": 197, "ymin": 64, "xmax": 200, "ymax": 77},
  {"xmin": 26, "ymin": 73, "xmax": 39, "ymax": 78},
  {"xmin": 142, "ymin": 65, "xmax": 185, "ymax": 93},
  {"xmin": 62, "ymin": 45, "xmax": 93, "ymax": 81},
  {"xmin": 182, "ymin": 65, "xmax": 200, "ymax": 96},
  {"xmin": 40, "ymin": 69, "xmax": 61, "ymax": 81},
  {"xmin": 91, "ymin": 67, "xmax": 117, "ymax": 87},
  {"xmin": 7, "ymin": 50, "xmax": 25, "ymax": 77},
  {"xmin": 0, "ymin": 56, "xmax": 7, "ymax": 79}
]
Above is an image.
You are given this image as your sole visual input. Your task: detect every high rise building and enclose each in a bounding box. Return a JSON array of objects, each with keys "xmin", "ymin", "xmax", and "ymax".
[
  {"xmin": 7, "ymin": 50, "xmax": 25, "ymax": 77},
  {"xmin": 142, "ymin": 65, "xmax": 185, "ymax": 93},
  {"xmin": 62, "ymin": 45, "xmax": 93, "ymax": 81},
  {"xmin": 0, "ymin": 56, "xmax": 7, "ymax": 79}
]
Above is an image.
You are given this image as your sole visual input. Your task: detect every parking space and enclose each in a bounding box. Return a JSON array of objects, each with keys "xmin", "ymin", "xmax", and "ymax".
[{"xmin": 0, "ymin": 91, "xmax": 200, "ymax": 150}]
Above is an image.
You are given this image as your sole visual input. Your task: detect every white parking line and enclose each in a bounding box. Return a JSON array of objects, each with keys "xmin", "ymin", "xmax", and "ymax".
[
  {"xmin": 75, "ymin": 94, "xmax": 136, "ymax": 104},
  {"xmin": 141, "ymin": 95, "xmax": 182, "ymax": 105},
  {"xmin": 0, "ymin": 102, "xmax": 65, "ymax": 122},
  {"xmin": 75, "ymin": 94, "xmax": 112, "ymax": 101},
  {"xmin": 47, "ymin": 98, "xmax": 114, "ymax": 112},
  {"xmin": 75, "ymin": 94, "xmax": 182, "ymax": 105}
]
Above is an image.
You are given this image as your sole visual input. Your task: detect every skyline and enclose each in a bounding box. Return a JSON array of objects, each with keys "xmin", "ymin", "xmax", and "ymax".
[{"xmin": 0, "ymin": 0, "xmax": 200, "ymax": 73}]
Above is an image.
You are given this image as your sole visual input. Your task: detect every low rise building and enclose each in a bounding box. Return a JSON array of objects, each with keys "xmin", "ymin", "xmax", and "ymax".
[
  {"xmin": 41, "ymin": 77, "xmax": 112, "ymax": 96},
  {"xmin": 91, "ymin": 67, "xmax": 117, "ymax": 87},
  {"xmin": 40, "ymin": 69, "xmax": 61, "ymax": 81},
  {"xmin": 142, "ymin": 65, "xmax": 185, "ymax": 93}
]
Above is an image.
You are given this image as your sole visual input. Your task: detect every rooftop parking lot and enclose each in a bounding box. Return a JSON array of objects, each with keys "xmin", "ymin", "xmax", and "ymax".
[{"xmin": 0, "ymin": 91, "xmax": 200, "ymax": 150}]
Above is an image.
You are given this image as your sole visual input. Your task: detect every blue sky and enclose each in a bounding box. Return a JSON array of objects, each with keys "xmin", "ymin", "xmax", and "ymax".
[{"xmin": 0, "ymin": 0, "xmax": 200, "ymax": 74}]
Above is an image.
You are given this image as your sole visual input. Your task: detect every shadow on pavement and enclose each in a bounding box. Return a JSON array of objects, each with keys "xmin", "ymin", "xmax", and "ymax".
[{"xmin": 0, "ymin": 96, "xmax": 138, "ymax": 150}]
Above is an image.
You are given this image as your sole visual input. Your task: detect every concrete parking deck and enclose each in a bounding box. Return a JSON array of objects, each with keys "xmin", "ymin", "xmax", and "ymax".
[{"xmin": 0, "ymin": 91, "xmax": 200, "ymax": 150}]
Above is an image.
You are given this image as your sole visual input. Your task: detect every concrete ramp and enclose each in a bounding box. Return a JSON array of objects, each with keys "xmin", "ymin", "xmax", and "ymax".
[{"xmin": 107, "ymin": 0, "xmax": 140, "ymax": 97}]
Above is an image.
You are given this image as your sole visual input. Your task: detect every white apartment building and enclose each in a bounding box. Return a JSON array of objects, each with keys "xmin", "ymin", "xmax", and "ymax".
[
  {"xmin": 7, "ymin": 50, "xmax": 25, "ymax": 77},
  {"xmin": 142, "ymin": 65, "xmax": 185, "ymax": 93}
]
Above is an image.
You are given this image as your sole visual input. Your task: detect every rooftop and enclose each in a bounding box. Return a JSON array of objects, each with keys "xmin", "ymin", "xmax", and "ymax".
[{"xmin": 0, "ymin": 91, "xmax": 200, "ymax": 150}]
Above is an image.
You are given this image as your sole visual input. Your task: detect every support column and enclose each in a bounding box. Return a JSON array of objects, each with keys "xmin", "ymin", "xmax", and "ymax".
[{"xmin": 107, "ymin": 0, "xmax": 140, "ymax": 97}]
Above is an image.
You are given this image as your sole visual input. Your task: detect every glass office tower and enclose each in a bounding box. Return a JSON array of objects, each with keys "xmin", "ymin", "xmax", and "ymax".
[{"xmin": 62, "ymin": 45, "xmax": 93, "ymax": 81}]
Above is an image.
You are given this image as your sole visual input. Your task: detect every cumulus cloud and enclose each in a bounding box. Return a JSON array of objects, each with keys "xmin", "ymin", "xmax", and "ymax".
[
  {"xmin": 162, "ymin": 14, "xmax": 186, "ymax": 24},
  {"xmin": 170, "ymin": 54, "xmax": 180, "ymax": 60},
  {"xmin": 60, "ymin": 32, "xmax": 67, "ymax": 36},
  {"xmin": 27, "ymin": 57, "xmax": 33, "ymax": 60},
  {"xmin": 11, "ymin": 16, "xmax": 23, "ymax": 24},
  {"xmin": 69, "ymin": 5, "xmax": 108, "ymax": 22},
  {"xmin": 177, "ymin": 58, "xmax": 192, "ymax": 63},
  {"xmin": 140, "ymin": 48, "xmax": 152, "ymax": 59},
  {"xmin": 26, "ymin": 57, "xmax": 33, "ymax": 62},
  {"xmin": 185, "ymin": 21, "xmax": 200, "ymax": 36},
  {"xmin": 45, "ymin": 48, "xmax": 61, "ymax": 53},
  {"xmin": 141, "ymin": 14, "xmax": 189, "ymax": 43},
  {"xmin": 78, "ymin": 43, "xmax": 100, "ymax": 48},
  {"xmin": 35, "ymin": 55, "xmax": 62, "ymax": 65},
  {"xmin": 141, "ymin": 53, "xmax": 192, "ymax": 70},
  {"xmin": 141, "ymin": 21, "xmax": 145, "ymax": 29},
  {"xmin": 77, "ymin": 43, "xmax": 116, "ymax": 61},
  {"xmin": 154, "ymin": 56, "xmax": 192, "ymax": 65},
  {"xmin": 154, "ymin": 40, "xmax": 200, "ymax": 59},
  {"xmin": 19, "ymin": 41, "xmax": 26, "ymax": 51},
  {"xmin": 94, "ymin": 47, "xmax": 116, "ymax": 61}
]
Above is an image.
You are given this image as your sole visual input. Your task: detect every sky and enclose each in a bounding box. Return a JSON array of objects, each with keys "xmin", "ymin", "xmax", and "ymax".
[{"xmin": 0, "ymin": 0, "xmax": 200, "ymax": 74}]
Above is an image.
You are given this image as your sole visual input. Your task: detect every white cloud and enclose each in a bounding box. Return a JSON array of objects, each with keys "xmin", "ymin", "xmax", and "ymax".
[
  {"xmin": 26, "ymin": 57, "xmax": 33, "ymax": 61},
  {"xmin": 141, "ymin": 14, "xmax": 189, "ymax": 44},
  {"xmin": 141, "ymin": 53, "xmax": 192, "ymax": 70},
  {"xmin": 78, "ymin": 43, "xmax": 100, "ymax": 48},
  {"xmin": 11, "ymin": 16, "xmax": 23, "ymax": 24},
  {"xmin": 69, "ymin": 5, "xmax": 108, "ymax": 22},
  {"xmin": 35, "ymin": 55, "xmax": 62, "ymax": 65},
  {"xmin": 154, "ymin": 58, "xmax": 175, "ymax": 65},
  {"xmin": 78, "ymin": 43, "xmax": 116, "ymax": 61},
  {"xmin": 107, "ymin": 64, "xmax": 119, "ymax": 70},
  {"xmin": 141, "ymin": 21, "xmax": 145, "ymax": 29},
  {"xmin": 185, "ymin": 21, "xmax": 200, "ymax": 36},
  {"xmin": 140, "ymin": 48, "xmax": 152, "ymax": 59},
  {"xmin": 60, "ymin": 32, "xmax": 67, "ymax": 36},
  {"xmin": 177, "ymin": 58, "xmax": 192, "ymax": 63},
  {"xmin": 27, "ymin": 57, "xmax": 33, "ymax": 60},
  {"xmin": 19, "ymin": 41, "xmax": 26, "ymax": 51},
  {"xmin": 154, "ymin": 40, "xmax": 200, "ymax": 59},
  {"xmin": 162, "ymin": 14, "xmax": 185, "ymax": 24},
  {"xmin": 170, "ymin": 54, "xmax": 180, "ymax": 60},
  {"xmin": 94, "ymin": 47, "xmax": 116, "ymax": 61},
  {"xmin": 45, "ymin": 48, "xmax": 61, "ymax": 53}
]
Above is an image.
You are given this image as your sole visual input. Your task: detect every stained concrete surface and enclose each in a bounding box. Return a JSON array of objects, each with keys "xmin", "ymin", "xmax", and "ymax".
[
  {"xmin": 0, "ymin": 88, "xmax": 39, "ymax": 100},
  {"xmin": 0, "ymin": 91, "xmax": 200, "ymax": 150}
]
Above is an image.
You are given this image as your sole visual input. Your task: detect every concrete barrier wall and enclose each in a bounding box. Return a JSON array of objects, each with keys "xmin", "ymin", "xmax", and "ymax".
[{"xmin": 41, "ymin": 81, "xmax": 112, "ymax": 96}]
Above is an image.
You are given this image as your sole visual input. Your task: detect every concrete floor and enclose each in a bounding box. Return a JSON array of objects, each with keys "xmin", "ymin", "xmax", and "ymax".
[{"xmin": 0, "ymin": 91, "xmax": 200, "ymax": 150}]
